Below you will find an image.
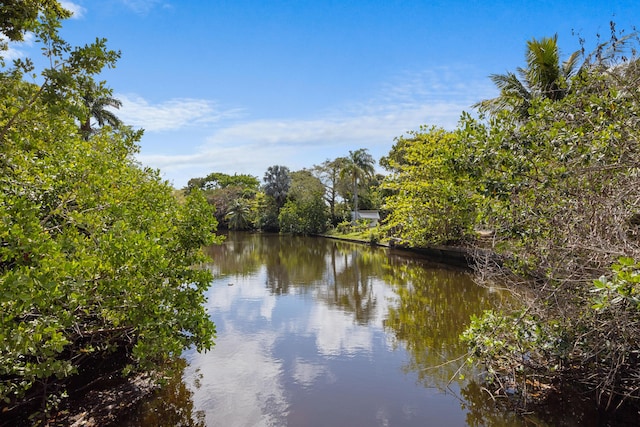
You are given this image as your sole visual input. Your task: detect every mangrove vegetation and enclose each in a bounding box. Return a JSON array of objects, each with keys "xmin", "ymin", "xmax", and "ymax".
[{"xmin": 2, "ymin": 0, "xmax": 639, "ymax": 423}]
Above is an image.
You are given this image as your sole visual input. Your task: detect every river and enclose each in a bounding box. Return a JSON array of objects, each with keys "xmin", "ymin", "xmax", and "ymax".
[{"xmin": 123, "ymin": 232, "xmax": 597, "ymax": 426}]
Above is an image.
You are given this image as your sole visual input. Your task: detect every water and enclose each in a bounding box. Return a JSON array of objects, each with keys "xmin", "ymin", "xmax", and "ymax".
[{"xmin": 125, "ymin": 232, "xmax": 537, "ymax": 426}]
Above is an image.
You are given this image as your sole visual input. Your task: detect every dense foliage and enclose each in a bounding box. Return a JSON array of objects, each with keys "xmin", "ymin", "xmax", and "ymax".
[
  {"xmin": 464, "ymin": 32, "xmax": 639, "ymax": 409},
  {"xmin": 278, "ymin": 170, "xmax": 328, "ymax": 234},
  {"xmin": 377, "ymin": 26, "xmax": 640, "ymax": 411},
  {"xmin": 188, "ymin": 149, "xmax": 381, "ymax": 235},
  {"xmin": 0, "ymin": 3, "xmax": 219, "ymax": 420},
  {"xmin": 380, "ymin": 126, "xmax": 479, "ymax": 246}
]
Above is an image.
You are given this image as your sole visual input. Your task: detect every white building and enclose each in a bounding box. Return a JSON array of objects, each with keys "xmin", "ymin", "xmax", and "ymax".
[{"xmin": 351, "ymin": 210, "xmax": 380, "ymax": 227}]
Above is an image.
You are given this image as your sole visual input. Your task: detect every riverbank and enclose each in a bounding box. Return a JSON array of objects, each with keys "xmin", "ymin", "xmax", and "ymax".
[
  {"xmin": 320, "ymin": 231, "xmax": 494, "ymax": 269},
  {"xmin": 4, "ymin": 362, "xmax": 160, "ymax": 427},
  {"xmin": 46, "ymin": 373, "xmax": 158, "ymax": 427}
]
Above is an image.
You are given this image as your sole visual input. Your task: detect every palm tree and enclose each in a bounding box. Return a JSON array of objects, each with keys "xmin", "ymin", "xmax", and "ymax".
[
  {"xmin": 475, "ymin": 34, "xmax": 581, "ymax": 118},
  {"xmin": 79, "ymin": 81, "xmax": 123, "ymax": 140},
  {"xmin": 340, "ymin": 148, "xmax": 375, "ymax": 223},
  {"xmin": 225, "ymin": 198, "xmax": 252, "ymax": 230},
  {"xmin": 263, "ymin": 165, "xmax": 291, "ymax": 209}
]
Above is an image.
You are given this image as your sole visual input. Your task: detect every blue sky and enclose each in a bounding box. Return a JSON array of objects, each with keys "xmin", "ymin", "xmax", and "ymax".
[{"xmin": 10, "ymin": 1, "xmax": 640, "ymax": 187}]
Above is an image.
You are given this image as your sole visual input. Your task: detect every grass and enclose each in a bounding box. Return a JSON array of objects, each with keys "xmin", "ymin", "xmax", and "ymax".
[{"xmin": 325, "ymin": 224, "xmax": 389, "ymax": 245}]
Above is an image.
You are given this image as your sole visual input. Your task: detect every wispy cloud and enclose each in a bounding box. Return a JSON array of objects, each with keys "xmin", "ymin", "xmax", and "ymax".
[
  {"xmin": 60, "ymin": 1, "xmax": 86, "ymax": 19},
  {"xmin": 119, "ymin": 0, "xmax": 172, "ymax": 14},
  {"xmin": 116, "ymin": 94, "xmax": 244, "ymax": 132},
  {"xmin": 135, "ymin": 66, "xmax": 495, "ymax": 185}
]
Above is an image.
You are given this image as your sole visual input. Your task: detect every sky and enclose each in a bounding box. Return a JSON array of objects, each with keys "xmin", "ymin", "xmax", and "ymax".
[{"xmin": 9, "ymin": 1, "xmax": 640, "ymax": 188}]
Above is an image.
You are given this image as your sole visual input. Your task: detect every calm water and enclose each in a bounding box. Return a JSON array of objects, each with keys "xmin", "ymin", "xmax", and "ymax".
[{"xmin": 125, "ymin": 232, "xmax": 543, "ymax": 426}]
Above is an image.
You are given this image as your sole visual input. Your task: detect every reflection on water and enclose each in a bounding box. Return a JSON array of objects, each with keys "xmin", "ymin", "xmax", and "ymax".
[{"xmin": 125, "ymin": 232, "xmax": 539, "ymax": 426}]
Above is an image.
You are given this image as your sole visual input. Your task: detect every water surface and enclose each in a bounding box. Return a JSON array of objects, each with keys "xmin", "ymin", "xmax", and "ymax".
[{"xmin": 127, "ymin": 232, "xmax": 533, "ymax": 426}]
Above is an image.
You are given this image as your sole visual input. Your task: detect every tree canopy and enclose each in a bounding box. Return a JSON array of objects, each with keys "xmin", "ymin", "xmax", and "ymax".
[
  {"xmin": 1, "ymin": 3, "xmax": 220, "ymax": 421},
  {"xmin": 263, "ymin": 165, "xmax": 291, "ymax": 208},
  {"xmin": 381, "ymin": 126, "xmax": 478, "ymax": 246}
]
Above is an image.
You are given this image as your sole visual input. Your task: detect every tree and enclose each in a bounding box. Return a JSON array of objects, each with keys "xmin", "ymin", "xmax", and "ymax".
[
  {"xmin": 313, "ymin": 157, "xmax": 349, "ymax": 224},
  {"xmin": 279, "ymin": 169, "xmax": 329, "ymax": 235},
  {"xmin": 278, "ymin": 196, "xmax": 328, "ymax": 235},
  {"xmin": 184, "ymin": 172, "xmax": 260, "ymax": 229},
  {"xmin": 474, "ymin": 34, "xmax": 581, "ymax": 118},
  {"xmin": 186, "ymin": 172, "xmax": 259, "ymax": 193},
  {"xmin": 459, "ymin": 30, "xmax": 640, "ymax": 409},
  {"xmin": 225, "ymin": 198, "xmax": 252, "ymax": 230},
  {"xmin": 0, "ymin": 6, "xmax": 220, "ymax": 421},
  {"xmin": 381, "ymin": 127, "xmax": 478, "ymax": 246},
  {"xmin": 0, "ymin": 0, "xmax": 69, "ymax": 42},
  {"xmin": 263, "ymin": 165, "xmax": 291, "ymax": 209},
  {"xmin": 340, "ymin": 149, "xmax": 375, "ymax": 222},
  {"xmin": 288, "ymin": 169, "xmax": 325, "ymax": 202},
  {"xmin": 79, "ymin": 80, "xmax": 123, "ymax": 139}
]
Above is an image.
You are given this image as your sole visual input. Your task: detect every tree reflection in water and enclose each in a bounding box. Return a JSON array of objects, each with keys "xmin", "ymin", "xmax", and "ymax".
[
  {"xmin": 126, "ymin": 232, "xmax": 564, "ymax": 426},
  {"xmin": 122, "ymin": 358, "xmax": 205, "ymax": 427}
]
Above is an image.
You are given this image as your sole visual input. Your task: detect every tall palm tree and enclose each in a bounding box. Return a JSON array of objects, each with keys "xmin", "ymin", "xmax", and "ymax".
[
  {"xmin": 79, "ymin": 81, "xmax": 123, "ymax": 140},
  {"xmin": 475, "ymin": 34, "xmax": 581, "ymax": 118},
  {"xmin": 263, "ymin": 165, "xmax": 291, "ymax": 208},
  {"xmin": 340, "ymin": 148, "xmax": 375, "ymax": 223}
]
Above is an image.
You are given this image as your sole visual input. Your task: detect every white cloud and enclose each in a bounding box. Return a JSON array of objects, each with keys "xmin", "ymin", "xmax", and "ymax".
[
  {"xmin": 1, "ymin": 33, "xmax": 34, "ymax": 61},
  {"xmin": 308, "ymin": 304, "xmax": 374, "ymax": 356},
  {"xmin": 116, "ymin": 94, "xmax": 243, "ymax": 132},
  {"xmin": 60, "ymin": 1, "xmax": 86, "ymax": 18},
  {"xmin": 119, "ymin": 0, "xmax": 172, "ymax": 14},
  {"xmin": 136, "ymin": 100, "xmax": 470, "ymax": 183},
  {"xmin": 132, "ymin": 66, "xmax": 496, "ymax": 186},
  {"xmin": 185, "ymin": 328, "xmax": 288, "ymax": 427},
  {"xmin": 291, "ymin": 358, "xmax": 331, "ymax": 388},
  {"xmin": 204, "ymin": 102, "xmax": 467, "ymax": 147}
]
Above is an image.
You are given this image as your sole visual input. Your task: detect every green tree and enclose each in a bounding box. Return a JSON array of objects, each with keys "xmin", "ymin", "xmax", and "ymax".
[
  {"xmin": 0, "ymin": 0, "xmax": 69, "ymax": 42},
  {"xmin": 263, "ymin": 165, "xmax": 291, "ymax": 209},
  {"xmin": 459, "ymin": 30, "xmax": 640, "ymax": 409},
  {"xmin": 381, "ymin": 127, "xmax": 478, "ymax": 246},
  {"xmin": 255, "ymin": 192, "xmax": 281, "ymax": 232},
  {"xmin": 186, "ymin": 172, "xmax": 259, "ymax": 229},
  {"xmin": 279, "ymin": 170, "xmax": 329, "ymax": 235},
  {"xmin": 312, "ymin": 157, "xmax": 349, "ymax": 224},
  {"xmin": 340, "ymin": 149, "xmax": 375, "ymax": 222},
  {"xmin": 278, "ymin": 196, "xmax": 328, "ymax": 235},
  {"xmin": 187, "ymin": 172, "xmax": 259, "ymax": 193},
  {"xmin": 288, "ymin": 169, "xmax": 325, "ymax": 202},
  {"xmin": 474, "ymin": 34, "xmax": 580, "ymax": 118},
  {"xmin": 0, "ymin": 5, "xmax": 220, "ymax": 421},
  {"xmin": 225, "ymin": 198, "xmax": 252, "ymax": 230}
]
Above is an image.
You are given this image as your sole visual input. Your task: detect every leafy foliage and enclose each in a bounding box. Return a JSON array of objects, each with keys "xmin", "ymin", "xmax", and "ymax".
[
  {"xmin": 458, "ymin": 29, "xmax": 640, "ymax": 409},
  {"xmin": 0, "ymin": 4, "xmax": 220, "ymax": 419},
  {"xmin": 186, "ymin": 172, "xmax": 259, "ymax": 193},
  {"xmin": 184, "ymin": 172, "xmax": 259, "ymax": 230},
  {"xmin": 263, "ymin": 165, "xmax": 291, "ymax": 208},
  {"xmin": 312, "ymin": 157, "xmax": 350, "ymax": 224},
  {"xmin": 278, "ymin": 197, "xmax": 328, "ymax": 235},
  {"xmin": 278, "ymin": 170, "xmax": 329, "ymax": 235},
  {"xmin": 381, "ymin": 127, "xmax": 479, "ymax": 246},
  {"xmin": 474, "ymin": 34, "xmax": 580, "ymax": 118},
  {"xmin": 78, "ymin": 79, "xmax": 123, "ymax": 139}
]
